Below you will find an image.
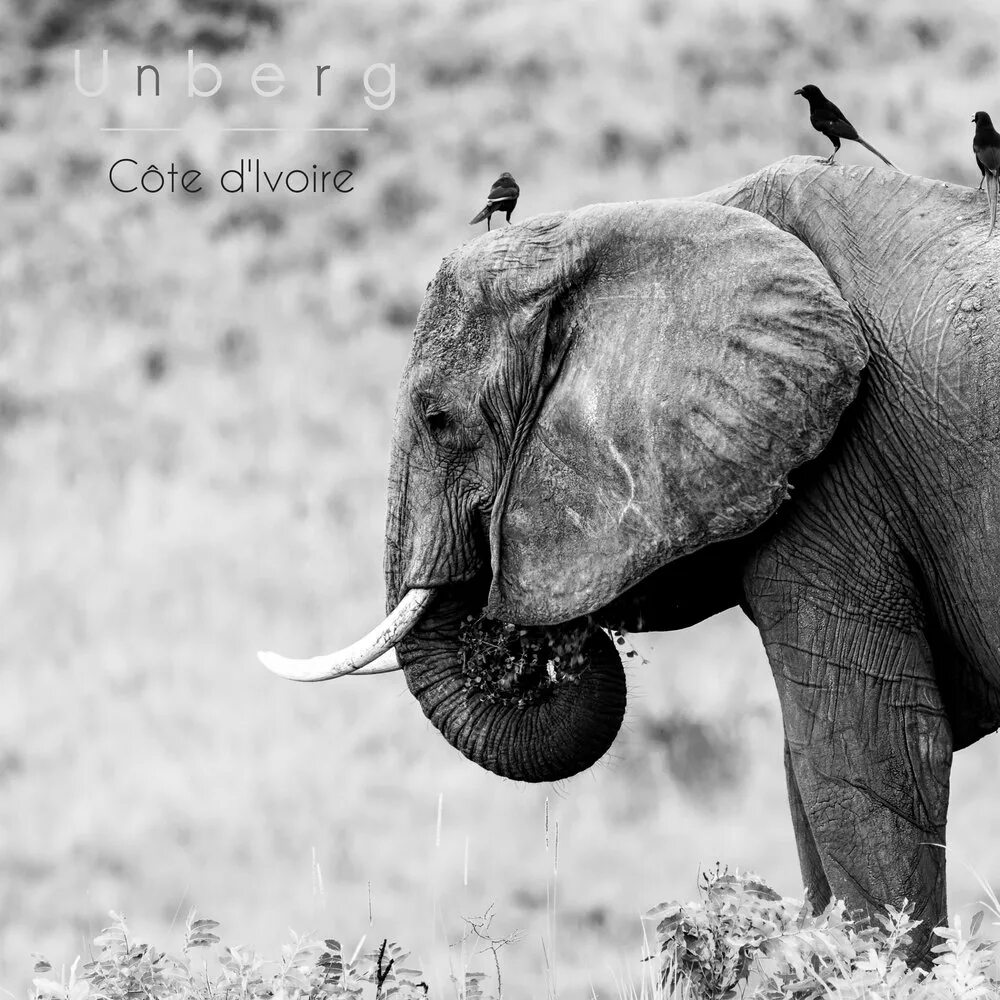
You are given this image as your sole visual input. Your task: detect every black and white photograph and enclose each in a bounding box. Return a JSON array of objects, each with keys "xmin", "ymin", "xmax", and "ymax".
[{"xmin": 4, "ymin": 0, "xmax": 1000, "ymax": 996}]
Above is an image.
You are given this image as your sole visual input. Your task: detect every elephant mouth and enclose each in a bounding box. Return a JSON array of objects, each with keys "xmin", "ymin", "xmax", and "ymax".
[
  {"xmin": 388, "ymin": 574, "xmax": 618, "ymax": 703},
  {"xmin": 458, "ymin": 608, "xmax": 611, "ymax": 708}
]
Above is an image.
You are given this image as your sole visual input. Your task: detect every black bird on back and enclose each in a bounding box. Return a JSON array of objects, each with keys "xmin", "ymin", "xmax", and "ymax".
[
  {"xmin": 972, "ymin": 111, "xmax": 1000, "ymax": 240},
  {"xmin": 469, "ymin": 172, "xmax": 519, "ymax": 231},
  {"xmin": 794, "ymin": 84, "xmax": 895, "ymax": 168}
]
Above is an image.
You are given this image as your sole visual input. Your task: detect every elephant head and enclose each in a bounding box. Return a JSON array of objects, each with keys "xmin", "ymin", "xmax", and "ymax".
[{"xmin": 260, "ymin": 195, "xmax": 867, "ymax": 782}]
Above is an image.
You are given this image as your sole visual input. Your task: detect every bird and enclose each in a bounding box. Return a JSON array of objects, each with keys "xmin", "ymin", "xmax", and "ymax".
[
  {"xmin": 972, "ymin": 111, "xmax": 1000, "ymax": 239},
  {"xmin": 794, "ymin": 85, "xmax": 895, "ymax": 168},
  {"xmin": 469, "ymin": 172, "xmax": 520, "ymax": 230}
]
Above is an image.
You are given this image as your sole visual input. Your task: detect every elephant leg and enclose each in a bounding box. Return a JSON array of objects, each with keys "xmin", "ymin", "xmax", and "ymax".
[
  {"xmin": 771, "ymin": 611, "xmax": 950, "ymax": 958},
  {"xmin": 783, "ymin": 739, "xmax": 830, "ymax": 909},
  {"xmin": 745, "ymin": 530, "xmax": 953, "ymax": 961}
]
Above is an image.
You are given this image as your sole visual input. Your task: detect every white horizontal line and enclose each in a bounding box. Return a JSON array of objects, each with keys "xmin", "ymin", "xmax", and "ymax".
[
  {"xmin": 225, "ymin": 127, "xmax": 369, "ymax": 132},
  {"xmin": 100, "ymin": 127, "xmax": 370, "ymax": 133}
]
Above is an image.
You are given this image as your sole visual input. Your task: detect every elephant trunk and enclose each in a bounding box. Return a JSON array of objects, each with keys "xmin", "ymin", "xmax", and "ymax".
[{"xmin": 396, "ymin": 580, "xmax": 627, "ymax": 782}]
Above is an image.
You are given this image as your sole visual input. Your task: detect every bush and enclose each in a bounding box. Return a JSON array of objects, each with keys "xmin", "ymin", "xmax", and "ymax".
[
  {"xmin": 651, "ymin": 868, "xmax": 1000, "ymax": 999},
  {"xmin": 30, "ymin": 912, "xmax": 435, "ymax": 1000}
]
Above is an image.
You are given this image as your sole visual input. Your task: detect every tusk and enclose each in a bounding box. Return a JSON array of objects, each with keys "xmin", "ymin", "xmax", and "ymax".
[
  {"xmin": 265, "ymin": 647, "xmax": 402, "ymax": 677},
  {"xmin": 257, "ymin": 587, "xmax": 434, "ymax": 682}
]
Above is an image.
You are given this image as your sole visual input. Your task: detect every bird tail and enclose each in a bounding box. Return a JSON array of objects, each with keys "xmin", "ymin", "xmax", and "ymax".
[
  {"xmin": 987, "ymin": 171, "xmax": 998, "ymax": 240},
  {"xmin": 469, "ymin": 206, "xmax": 489, "ymax": 225},
  {"xmin": 857, "ymin": 137, "xmax": 895, "ymax": 168}
]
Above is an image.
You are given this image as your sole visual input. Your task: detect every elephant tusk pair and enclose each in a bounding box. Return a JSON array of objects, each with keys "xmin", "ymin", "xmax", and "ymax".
[{"xmin": 257, "ymin": 587, "xmax": 435, "ymax": 682}]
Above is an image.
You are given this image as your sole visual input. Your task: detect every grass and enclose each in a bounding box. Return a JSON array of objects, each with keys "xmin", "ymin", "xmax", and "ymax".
[
  {"xmin": 25, "ymin": 867, "xmax": 1000, "ymax": 999},
  {"xmin": 4, "ymin": 0, "xmax": 1000, "ymax": 996}
]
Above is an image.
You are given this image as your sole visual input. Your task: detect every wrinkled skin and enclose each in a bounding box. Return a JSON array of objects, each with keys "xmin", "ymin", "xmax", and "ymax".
[{"xmin": 383, "ymin": 157, "xmax": 1000, "ymax": 960}]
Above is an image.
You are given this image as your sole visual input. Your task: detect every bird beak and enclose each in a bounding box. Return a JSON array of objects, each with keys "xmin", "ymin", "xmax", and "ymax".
[
  {"xmin": 971, "ymin": 115, "xmax": 977, "ymax": 124},
  {"xmin": 793, "ymin": 88, "xmax": 803, "ymax": 96}
]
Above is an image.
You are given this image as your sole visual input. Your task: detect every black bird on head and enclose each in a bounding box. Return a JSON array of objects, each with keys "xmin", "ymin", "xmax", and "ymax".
[
  {"xmin": 972, "ymin": 111, "xmax": 1000, "ymax": 239},
  {"xmin": 794, "ymin": 84, "xmax": 895, "ymax": 168},
  {"xmin": 469, "ymin": 172, "xmax": 519, "ymax": 231}
]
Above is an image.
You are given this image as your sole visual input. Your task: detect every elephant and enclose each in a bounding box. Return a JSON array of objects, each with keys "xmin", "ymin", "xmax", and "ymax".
[{"xmin": 259, "ymin": 155, "xmax": 1000, "ymax": 960}]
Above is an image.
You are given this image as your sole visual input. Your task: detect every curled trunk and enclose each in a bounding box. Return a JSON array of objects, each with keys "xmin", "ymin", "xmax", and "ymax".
[{"xmin": 397, "ymin": 580, "xmax": 626, "ymax": 782}]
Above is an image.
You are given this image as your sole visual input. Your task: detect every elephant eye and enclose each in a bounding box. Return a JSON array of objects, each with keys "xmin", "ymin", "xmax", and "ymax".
[
  {"xmin": 417, "ymin": 392, "xmax": 478, "ymax": 450},
  {"xmin": 425, "ymin": 409, "xmax": 451, "ymax": 433},
  {"xmin": 419, "ymin": 394, "xmax": 458, "ymax": 436}
]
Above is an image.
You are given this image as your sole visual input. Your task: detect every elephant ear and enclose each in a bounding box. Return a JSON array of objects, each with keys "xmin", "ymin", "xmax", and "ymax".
[{"xmin": 484, "ymin": 200, "xmax": 868, "ymax": 624}]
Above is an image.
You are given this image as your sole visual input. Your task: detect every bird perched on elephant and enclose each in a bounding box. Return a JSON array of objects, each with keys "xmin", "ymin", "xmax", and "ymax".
[
  {"xmin": 469, "ymin": 172, "xmax": 520, "ymax": 230},
  {"xmin": 795, "ymin": 84, "xmax": 895, "ymax": 167},
  {"xmin": 972, "ymin": 111, "xmax": 1000, "ymax": 239},
  {"xmin": 260, "ymin": 156, "xmax": 1000, "ymax": 964}
]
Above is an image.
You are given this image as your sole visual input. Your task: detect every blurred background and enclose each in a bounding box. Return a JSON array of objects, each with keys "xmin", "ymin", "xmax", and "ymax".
[{"xmin": 2, "ymin": 0, "xmax": 1000, "ymax": 995}]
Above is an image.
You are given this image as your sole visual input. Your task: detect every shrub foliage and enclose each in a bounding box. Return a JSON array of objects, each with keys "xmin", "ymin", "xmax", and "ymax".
[
  {"xmin": 27, "ymin": 870, "xmax": 1000, "ymax": 999},
  {"xmin": 651, "ymin": 868, "xmax": 999, "ymax": 999},
  {"xmin": 30, "ymin": 911, "xmax": 438, "ymax": 1000}
]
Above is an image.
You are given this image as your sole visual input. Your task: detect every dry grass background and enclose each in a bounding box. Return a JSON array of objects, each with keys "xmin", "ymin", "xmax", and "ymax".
[{"xmin": 2, "ymin": 0, "xmax": 1000, "ymax": 995}]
